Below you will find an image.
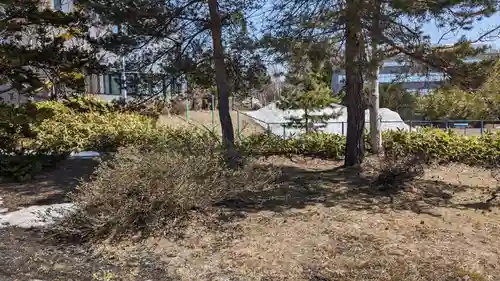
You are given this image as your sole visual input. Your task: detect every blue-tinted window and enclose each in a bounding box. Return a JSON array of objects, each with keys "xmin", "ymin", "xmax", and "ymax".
[
  {"xmin": 104, "ymin": 74, "xmax": 121, "ymax": 95},
  {"xmin": 112, "ymin": 25, "xmax": 119, "ymax": 33},
  {"xmin": 53, "ymin": 0, "xmax": 63, "ymax": 10}
]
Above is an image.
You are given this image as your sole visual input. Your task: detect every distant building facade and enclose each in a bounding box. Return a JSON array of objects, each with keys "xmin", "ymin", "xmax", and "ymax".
[
  {"xmin": 331, "ymin": 50, "xmax": 500, "ymax": 94},
  {"xmin": 1, "ymin": 0, "xmax": 183, "ymax": 104}
]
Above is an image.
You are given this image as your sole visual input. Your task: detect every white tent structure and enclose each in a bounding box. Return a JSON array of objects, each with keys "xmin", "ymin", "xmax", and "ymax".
[{"xmin": 243, "ymin": 102, "xmax": 410, "ymax": 138}]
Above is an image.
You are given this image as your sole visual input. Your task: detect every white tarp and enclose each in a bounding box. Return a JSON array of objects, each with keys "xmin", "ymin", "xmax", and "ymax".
[
  {"xmin": 0, "ymin": 203, "xmax": 75, "ymax": 228},
  {"xmin": 243, "ymin": 102, "xmax": 410, "ymax": 138},
  {"xmin": 0, "ymin": 152, "xmax": 94, "ymax": 229}
]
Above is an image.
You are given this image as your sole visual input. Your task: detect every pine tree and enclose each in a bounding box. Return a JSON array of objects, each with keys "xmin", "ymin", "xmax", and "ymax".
[
  {"xmin": 266, "ymin": 0, "xmax": 499, "ymax": 166},
  {"xmin": 278, "ymin": 72, "xmax": 339, "ymax": 134},
  {"xmin": 80, "ymin": 0, "xmax": 265, "ymax": 162},
  {"xmin": 0, "ymin": 0, "xmax": 97, "ymax": 98},
  {"xmin": 186, "ymin": 41, "xmax": 271, "ymax": 100}
]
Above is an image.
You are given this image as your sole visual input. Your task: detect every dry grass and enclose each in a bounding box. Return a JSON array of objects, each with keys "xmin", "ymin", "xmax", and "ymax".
[
  {"xmin": 0, "ymin": 227, "xmax": 175, "ymax": 281},
  {"xmin": 2, "ymin": 155, "xmax": 500, "ymax": 280},
  {"xmin": 97, "ymin": 156, "xmax": 500, "ymax": 281},
  {"xmin": 56, "ymin": 147, "xmax": 278, "ymax": 240},
  {"xmin": 158, "ymin": 110, "xmax": 265, "ymax": 137}
]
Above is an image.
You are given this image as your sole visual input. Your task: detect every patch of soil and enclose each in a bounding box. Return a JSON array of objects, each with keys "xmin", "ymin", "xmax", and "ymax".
[
  {"xmin": 0, "ymin": 158, "xmax": 99, "ymax": 211},
  {"xmin": 0, "ymin": 227, "xmax": 174, "ymax": 281}
]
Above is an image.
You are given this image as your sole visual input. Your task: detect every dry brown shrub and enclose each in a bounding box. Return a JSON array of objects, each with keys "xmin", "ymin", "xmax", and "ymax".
[
  {"xmin": 58, "ymin": 147, "xmax": 279, "ymax": 240},
  {"xmin": 366, "ymin": 153, "xmax": 425, "ymax": 190},
  {"xmin": 170, "ymin": 101, "xmax": 187, "ymax": 115}
]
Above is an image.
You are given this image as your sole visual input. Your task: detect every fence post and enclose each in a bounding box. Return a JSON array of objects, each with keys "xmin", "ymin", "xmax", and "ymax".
[
  {"xmin": 342, "ymin": 122, "xmax": 345, "ymax": 136},
  {"xmin": 283, "ymin": 125, "xmax": 286, "ymax": 139},
  {"xmin": 186, "ymin": 100, "xmax": 189, "ymax": 120},
  {"xmin": 480, "ymin": 120, "xmax": 484, "ymax": 136},
  {"xmin": 236, "ymin": 110, "xmax": 241, "ymax": 141},
  {"xmin": 267, "ymin": 124, "xmax": 271, "ymax": 136},
  {"xmin": 211, "ymin": 94, "xmax": 215, "ymax": 129},
  {"xmin": 409, "ymin": 120, "xmax": 413, "ymax": 131}
]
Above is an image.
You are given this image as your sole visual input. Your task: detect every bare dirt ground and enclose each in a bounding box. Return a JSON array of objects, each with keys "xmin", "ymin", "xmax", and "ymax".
[
  {"xmin": 158, "ymin": 110, "xmax": 265, "ymax": 137},
  {"xmin": 0, "ymin": 158, "xmax": 99, "ymax": 212},
  {"xmin": 2, "ymin": 156, "xmax": 500, "ymax": 280},
  {"xmin": 0, "ymin": 227, "xmax": 173, "ymax": 281},
  {"xmin": 0, "ymin": 158, "xmax": 174, "ymax": 281}
]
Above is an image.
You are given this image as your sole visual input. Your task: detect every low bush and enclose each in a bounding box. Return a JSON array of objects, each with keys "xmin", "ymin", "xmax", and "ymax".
[
  {"xmin": 366, "ymin": 153, "xmax": 425, "ymax": 191},
  {"xmin": 62, "ymin": 96, "xmax": 114, "ymax": 114},
  {"xmin": 241, "ymin": 132, "xmax": 347, "ymax": 159},
  {"xmin": 0, "ymin": 154, "xmax": 67, "ymax": 182},
  {"xmin": 59, "ymin": 146, "xmax": 278, "ymax": 240},
  {"xmin": 32, "ymin": 111, "xmax": 158, "ymax": 153},
  {"xmin": 382, "ymin": 128, "xmax": 500, "ymax": 166},
  {"xmin": 241, "ymin": 129, "xmax": 500, "ymax": 167},
  {"xmin": 0, "ymin": 102, "xmax": 68, "ymax": 181},
  {"xmin": 149, "ymin": 126, "xmax": 219, "ymax": 155},
  {"xmin": 0, "ymin": 98, "xmax": 168, "ymax": 181},
  {"xmin": 61, "ymin": 96, "xmax": 163, "ymax": 120}
]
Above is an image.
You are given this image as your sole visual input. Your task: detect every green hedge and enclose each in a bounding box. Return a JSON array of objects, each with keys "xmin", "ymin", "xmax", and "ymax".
[
  {"xmin": 0, "ymin": 96, "xmax": 221, "ymax": 181},
  {"xmin": 4, "ymin": 96, "xmax": 499, "ymax": 181},
  {"xmin": 383, "ymin": 128, "xmax": 500, "ymax": 166},
  {"xmin": 240, "ymin": 132, "xmax": 348, "ymax": 159},
  {"xmin": 240, "ymin": 129, "xmax": 500, "ymax": 166},
  {"xmin": 0, "ymin": 98, "xmax": 173, "ymax": 181},
  {"xmin": 61, "ymin": 96, "xmax": 164, "ymax": 119},
  {"xmin": 0, "ymin": 102, "xmax": 158, "ymax": 154}
]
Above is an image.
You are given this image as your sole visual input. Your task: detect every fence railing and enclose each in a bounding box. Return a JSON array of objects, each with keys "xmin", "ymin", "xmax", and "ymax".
[
  {"xmin": 176, "ymin": 102, "xmax": 500, "ymax": 139},
  {"xmin": 235, "ymin": 111, "xmax": 500, "ymax": 139}
]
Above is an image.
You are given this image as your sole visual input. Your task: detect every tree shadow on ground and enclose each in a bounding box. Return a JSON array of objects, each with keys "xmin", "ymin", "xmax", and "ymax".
[
  {"xmin": 0, "ymin": 227, "xmax": 176, "ymax": 281},
  {"xmin": 0, "ymin": 158, "xmax": 99, "ymax": 210},
  {"xmin": 217, "ymin": 163, "xmax": 495, "ymax": 217}
]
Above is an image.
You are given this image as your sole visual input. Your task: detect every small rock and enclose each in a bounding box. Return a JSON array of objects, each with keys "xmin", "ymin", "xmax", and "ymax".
[
  {"xmin": 441, "ymin": 191, "xmax": 453, "ymax": 199},
  {"xmin": 131, "ymin": 231, "xmax": 142, "ymax": 242},
  {"xmin": 53, "ymin": 263, "xmax": 67, "ymax": 270}
]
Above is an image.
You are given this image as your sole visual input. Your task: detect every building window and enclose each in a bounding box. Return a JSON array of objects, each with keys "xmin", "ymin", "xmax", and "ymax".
[
  {"xmin": 104, "ymin": 74, "xmax": 121, "ymax": 95},
  {"xmin": 53, "ymin": 0, "xmax": 63, "ymax": 11},
  {"xmin": 126, "ymin": 73, "xmax": 138, "ymax": 95}
]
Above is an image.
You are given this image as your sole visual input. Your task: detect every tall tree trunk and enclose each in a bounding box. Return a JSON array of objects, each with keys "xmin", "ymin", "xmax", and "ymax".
[
  {"xmin": 368, "ymin": 62, "xmax": 381, "ymax": 153},
  {"xmin": 369, "ymin": 0, "xmax": 382, "ymax": 154},
  {"xmin": 344, "ymin": 0, "xmax": 365, "ymax": 166},
  {"xmin": 207, "ymin": 0, "xmax": 237, "ymax": 157},
  {"xmin": 305, "ymin": 108, "xmax": 309, "ymax": 134}
]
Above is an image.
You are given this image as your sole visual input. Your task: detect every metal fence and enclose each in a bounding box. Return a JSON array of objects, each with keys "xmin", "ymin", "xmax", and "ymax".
[{"xmin": 234, "ymin": 111, "xmax": 500, "ymax": 139}]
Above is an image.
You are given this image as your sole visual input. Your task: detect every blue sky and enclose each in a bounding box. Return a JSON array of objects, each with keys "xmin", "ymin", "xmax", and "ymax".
[
  {"xmin": 312, "ymin": 14, "xmax": 497, "ymax": 75},
  {"xmin": 251, "ymin": 6, "xmax": 500, "ymax": 80},
  {"xmin": 423, "ymin": 12, "xmax": 500, "ymax": 46},
  {"xmin": 251, "ymin": 2, "xmax": 500, "ymax": 47}
]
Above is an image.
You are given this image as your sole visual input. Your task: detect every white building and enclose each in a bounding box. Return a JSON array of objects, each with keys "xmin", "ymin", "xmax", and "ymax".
[
  {"xmin": 1, "ymin": 0, "xmax": 182, "ymax": 104},
  {"xmin": 331, "ymin": 49, "xmax": 500, "ymax": 94}
]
